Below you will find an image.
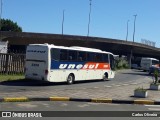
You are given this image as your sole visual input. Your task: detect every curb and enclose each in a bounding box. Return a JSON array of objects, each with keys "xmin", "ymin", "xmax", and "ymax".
[{"xmin": 0, "ymin": 97, "xmax": 160, "ymax": 105}]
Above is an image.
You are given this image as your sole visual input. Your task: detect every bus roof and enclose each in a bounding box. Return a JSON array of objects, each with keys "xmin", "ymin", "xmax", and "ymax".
[{"xmin": 28, "ymin": 44, "xmax": 114, "ymax": 55}]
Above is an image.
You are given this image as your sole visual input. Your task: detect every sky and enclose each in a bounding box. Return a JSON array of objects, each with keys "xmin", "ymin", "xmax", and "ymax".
[{"xmin": 1, "ymin": 0, "xmax": 160, "ymax": 47}]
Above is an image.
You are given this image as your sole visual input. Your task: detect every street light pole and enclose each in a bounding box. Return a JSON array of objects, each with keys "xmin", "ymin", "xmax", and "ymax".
[
  {"xmin": 0, "ymin": 0, "xmax": 2, "ymax": 41},
  {"xmin": 126, "ymin": 20, "xmax": 129, "ymax": 41},
  {"xmin": 62, "ymin": 9, "xmax": 65, "ymax": 35},
  {"xmin": 133, "ymin": 14, "xmax": 137, "ymax": 42},
  {"xmin": 0, "ymin": 0, "xmax": 2, "ymax": 31},
  {"xmin": 87, "ymin": 0, "xmax": 92, "ymax": 37}
]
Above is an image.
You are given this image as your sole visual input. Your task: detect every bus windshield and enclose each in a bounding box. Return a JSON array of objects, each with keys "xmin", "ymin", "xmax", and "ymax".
[{"xmin": 152, "ymin": 60, "xmax": 159, "ymax": 65}]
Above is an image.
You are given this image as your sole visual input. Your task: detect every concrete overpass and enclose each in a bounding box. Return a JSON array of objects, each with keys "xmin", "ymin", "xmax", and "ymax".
[{"xmin": 1, "ymin": 31, "xmax": 160, "ymax": 60}]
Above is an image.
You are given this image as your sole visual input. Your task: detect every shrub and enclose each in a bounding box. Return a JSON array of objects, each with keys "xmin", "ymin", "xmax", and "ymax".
[{"xmin": 115, "ymin": 57, "xmax": 129, "ymax": 70}]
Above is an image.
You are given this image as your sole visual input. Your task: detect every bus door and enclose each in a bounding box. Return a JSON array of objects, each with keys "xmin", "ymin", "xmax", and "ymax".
[{"xmin": 109, "ymin": 54, "xmax": 115, "ymax": 78}]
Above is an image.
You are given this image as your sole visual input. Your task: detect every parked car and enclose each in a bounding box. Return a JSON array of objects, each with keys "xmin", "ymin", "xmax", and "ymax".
[
  {"xmin": 149, "ymin": 66, "xmax": 160, "ymax": 75},
  {"xmin": 131, "ymin": 64, "xmax": 141, "ymax": 69}
]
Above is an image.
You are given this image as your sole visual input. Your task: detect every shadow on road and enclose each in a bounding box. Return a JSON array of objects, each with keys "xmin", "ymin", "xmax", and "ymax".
[
  {"xmin": 0, "ymin": 79, "xmax": 55, "ymax": 86},
  {"xmin": 0, "ymin": 79, "xmax": 106, "ymax": 87}
]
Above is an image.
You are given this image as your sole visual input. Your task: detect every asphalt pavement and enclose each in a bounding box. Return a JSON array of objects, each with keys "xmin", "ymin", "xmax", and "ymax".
[
  {"xmin": 1, "ymin": 101, "xmax": 160, "ymax": 120},
  {"xmin": 0, "ymin": 69, "xmax": 159, "ymax": 100}
]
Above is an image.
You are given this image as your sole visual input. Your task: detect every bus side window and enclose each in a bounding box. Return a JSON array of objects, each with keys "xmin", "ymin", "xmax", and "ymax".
[
  {"xmin": 103, "ymin": 54, "xmax": 109, "ymax": 63},
  {"xmin": 95, "ymin": 53, "xmax": 103, "ymax": 62},
  {"xmin": 51, "ymin": 48, "xmax": 60, "ymax": 61},
  {"xmin": 60, "ymin": 49, "xmax": 68, "ymax": 61},
  {"xmin": 78, "ymin": 51, "xmax": 87, "ymax": 61},
  {"xmin": 68, "ymin": 50, "xmax": 77, "ymax": 61},
  {"xmin": 87, "ymin": 52, "xmax": 95, "ymax": 61}
]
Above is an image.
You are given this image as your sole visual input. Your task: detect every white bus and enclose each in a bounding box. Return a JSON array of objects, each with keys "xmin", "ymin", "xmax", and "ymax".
[
  {"xmin": 25, "ymin": 44, "xmax": 115, "ymax": 84},
  {"xmin": 140, "ymin": 57, "xmax": 159, "ymax": 71}
]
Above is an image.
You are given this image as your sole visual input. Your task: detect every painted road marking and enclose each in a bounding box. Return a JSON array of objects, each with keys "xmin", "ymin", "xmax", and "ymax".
[
  {"xmin": 93, "ymin": 87, "xmax": 99, "ymax": 89},
  {"xmin": 104, "ymin": 82, "xmax": 139, "ymax": 88},
  {"xmin": 148, "ymin": 108, "xmax": 160, "ymax": 111},
  {"xmin": 78, "ymin": 104, "xmax": 90, "ymax": 108},
  {"xmin": 145, "ymin": 105, "xmax": 160, "ymax": 107},
  {"xmin": 145, "ymin": 105, "xmax": 160, "ymax": 111},
  {"xmin": 130, "ymin": 83, "xmax": 138, "ymax": 85},
  {"xmin": 121, "ymin": 84, "xmax": 129, "ymax": 86},
  {"xmin": 105, "ymin": 86, "xmax": 112, "ymax": 87}
]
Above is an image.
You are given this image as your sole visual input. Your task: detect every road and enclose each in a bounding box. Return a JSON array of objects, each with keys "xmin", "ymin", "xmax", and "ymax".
[
  {"xmin": 0, "ymin": 69, "xmax": 156, "ymax": 100},
  {"xmin": 0, "ymin": 69, "xmax": 150, "ymax": 93},
  {"xmin": 0, "ymin": 101, "xmax": 158, "ymax": 111},
  {"xmin": 1, "ymin": 101, "xmax": 160, "ymax": 120}
]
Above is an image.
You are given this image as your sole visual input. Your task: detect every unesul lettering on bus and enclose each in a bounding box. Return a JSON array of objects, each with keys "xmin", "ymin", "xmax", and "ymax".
[{"xmin": 58, "ymin": 63, "xmax": 110, "ymax": 69}]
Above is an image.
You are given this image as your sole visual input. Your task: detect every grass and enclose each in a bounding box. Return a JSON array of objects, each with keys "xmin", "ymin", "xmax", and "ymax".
[
  {"xmin": 0, "ymin": 74, "xmax": 25, "ymax": 82},
  {"xmin": 150, "ymin": 82, "xmax": 160, "ymax": 86},
  {"xmin": 134, "ymin": 87, "xmax": 147, "ymax": 92}
]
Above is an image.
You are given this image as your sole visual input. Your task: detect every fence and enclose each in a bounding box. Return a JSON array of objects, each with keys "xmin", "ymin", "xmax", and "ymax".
[{"xmin": 0, "ymin": 53, "xmax": 25, "ymax": 75}]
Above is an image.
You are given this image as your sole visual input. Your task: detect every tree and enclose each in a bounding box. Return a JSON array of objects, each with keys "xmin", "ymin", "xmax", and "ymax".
[{"xmin": 0, "ymin": 18, "xmax": 22, "ymax": 32}]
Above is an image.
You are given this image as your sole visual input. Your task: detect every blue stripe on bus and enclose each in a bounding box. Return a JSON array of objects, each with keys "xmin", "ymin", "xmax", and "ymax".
[
  {"xmin": 50, "ymin": 61, "xmax": 110, "ymax": 70},
  {"xmin": 50, "ymin": 61, "xmax": 85, "ymax": 69}
]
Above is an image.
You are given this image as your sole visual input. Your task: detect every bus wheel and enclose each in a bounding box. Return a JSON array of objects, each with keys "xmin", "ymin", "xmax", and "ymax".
[
  {"xmin": 67, "ymin": 74, "xmax": 74, "ymax": 84},
  {"xmin": 102, "ymin": 72, "xmax": 108, "ymax": 81}
]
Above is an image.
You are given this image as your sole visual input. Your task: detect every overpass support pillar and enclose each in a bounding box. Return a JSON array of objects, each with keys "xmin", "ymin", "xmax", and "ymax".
[{"xmin": 127, "ymin": 49, "xmax": 132, "ymax": 68}]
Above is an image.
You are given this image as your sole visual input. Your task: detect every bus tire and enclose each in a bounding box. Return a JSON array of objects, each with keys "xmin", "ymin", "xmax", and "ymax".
[
  {"xmin": 102, "ymin": 72, "xmax": 108, "ymax": 81},
  {"xmin": 67, "ymin": 74, "xmax": 75, "ymax": 84}
]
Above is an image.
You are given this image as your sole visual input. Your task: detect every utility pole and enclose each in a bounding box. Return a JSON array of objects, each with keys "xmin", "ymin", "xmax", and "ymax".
[
  {"xmin": 0, "ymin": 0, "xmax": 2, "ymax": 31},
  {"xmin": 0, "ymin": 0, "xmax": 3, "ymax": 41},
  {"xmin": 126, "ymin": 20, "xmax": 129, "ymax": 41},
  {"xmin": 62, "ymin": 9, "xmax": 65, "ymax": 35},
  {"xmin": 133, "ymin": 14, "xmax": 137, "ymax": 42},
  {"xmin": 87, "ymin": 0, "xmax": 92, "ymax": 36}
]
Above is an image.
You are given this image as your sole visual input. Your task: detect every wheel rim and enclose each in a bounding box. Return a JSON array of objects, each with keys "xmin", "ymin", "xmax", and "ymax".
[{"xmin": 68, "ymin": 75, "xmax": 73, "ymax": 84}]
